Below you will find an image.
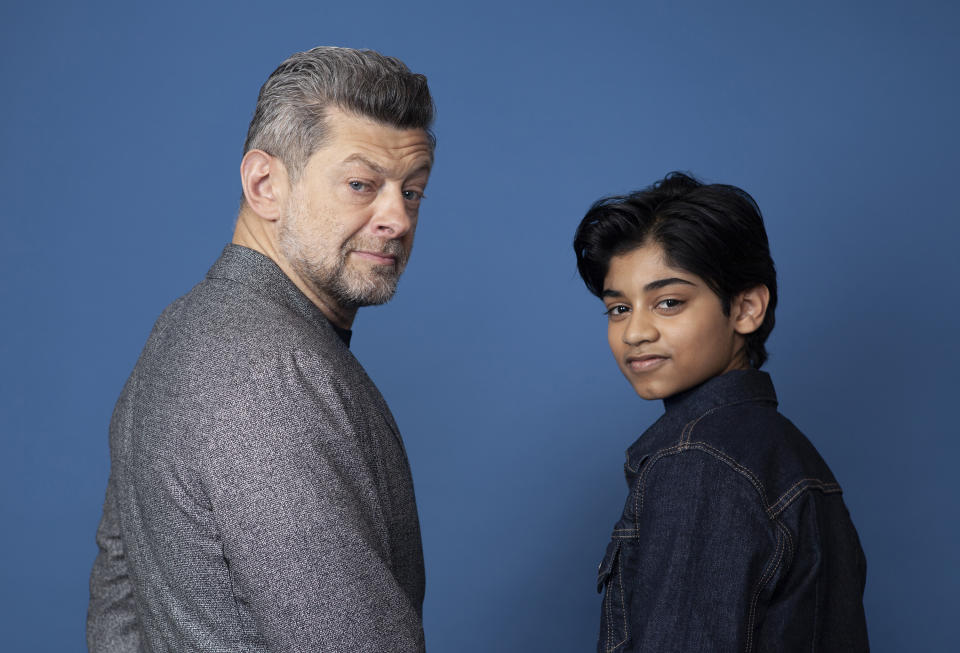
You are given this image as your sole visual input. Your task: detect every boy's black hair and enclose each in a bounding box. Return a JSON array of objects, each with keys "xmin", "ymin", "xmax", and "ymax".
[{"xmin": 573, "ymin": 171, "xmax": 778, "ymax": 368}]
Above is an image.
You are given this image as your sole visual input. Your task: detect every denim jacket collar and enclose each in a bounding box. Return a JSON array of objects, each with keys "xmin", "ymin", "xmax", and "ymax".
[
  {"xmin": 625, "ymin": 370, "xmax": 779, "ymax": 468},
  {"xmin": 662, "ymin": 369, "xmax": 778, "ymax": 419}
]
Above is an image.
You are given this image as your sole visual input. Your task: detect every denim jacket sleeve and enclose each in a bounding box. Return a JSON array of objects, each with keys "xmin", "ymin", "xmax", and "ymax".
[{"xmin": 597, "ymin": 447, "xmax": 785, "ymax": 653}]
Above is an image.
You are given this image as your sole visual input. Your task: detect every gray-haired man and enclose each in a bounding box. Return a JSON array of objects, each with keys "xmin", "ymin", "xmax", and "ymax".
[{"xmin": 88, "ymin": 47, "xmax": 434, "ymax": 652}]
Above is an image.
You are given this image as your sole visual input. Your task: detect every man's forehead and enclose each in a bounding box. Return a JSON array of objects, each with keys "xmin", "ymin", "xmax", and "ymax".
[{"xmin": 319, "ymin": 112, "xmax": 432, "ymax": 173}]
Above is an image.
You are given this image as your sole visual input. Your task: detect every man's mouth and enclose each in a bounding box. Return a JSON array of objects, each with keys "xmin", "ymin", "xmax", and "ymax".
[{"xmin": 352, "ymin": 250, "xmax": 397, "ymax": 266}]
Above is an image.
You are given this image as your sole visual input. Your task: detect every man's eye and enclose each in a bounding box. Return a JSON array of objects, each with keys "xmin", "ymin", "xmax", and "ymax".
[
  {"xmin": 348, "ymin": 180, "xmax": 369, "ymax": 191},
  {"xmin": 402, "ymin": 190, "xmax": 423, "ymax": 201}
]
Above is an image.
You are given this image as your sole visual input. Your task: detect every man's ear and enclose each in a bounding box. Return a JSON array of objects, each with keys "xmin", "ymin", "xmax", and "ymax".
[
  {"xmin": 240, "ymin": 149, "xmax": 288, "ymax": 221},
  {"xmin": 732, "ymin": 284, "xmax": 770, "ymax": 336}
]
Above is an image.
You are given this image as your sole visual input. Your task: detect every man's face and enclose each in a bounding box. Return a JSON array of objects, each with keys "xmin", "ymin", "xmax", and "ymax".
[
  {"xmin": 277, "ymin": 108, "xmax": 433, "ymax": 315},
  {"xmin": 602, "ymin": 243, "xmax": 747, "ymax": 400}
]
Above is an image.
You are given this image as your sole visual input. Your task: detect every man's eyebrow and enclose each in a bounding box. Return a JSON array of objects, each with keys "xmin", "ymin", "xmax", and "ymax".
[
  {"xmin": 601, "ymin": 289, "xmax": 624, "ymax": 299},
  {"xmin": 341, "ymin": 154, "xmax": 386, "ymax": 175},
  {"xmin": 644, "ymin": 277, "xmax": 696, "ymax": 292},
  {"xmin": 341, "ymin": 153, "xmax": 432, "ymax": 177}
]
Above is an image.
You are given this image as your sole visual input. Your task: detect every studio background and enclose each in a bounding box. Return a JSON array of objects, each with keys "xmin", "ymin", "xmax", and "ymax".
[{"xmin": 2, "ymin": 1, "xmax": 957, "ymax": 651}]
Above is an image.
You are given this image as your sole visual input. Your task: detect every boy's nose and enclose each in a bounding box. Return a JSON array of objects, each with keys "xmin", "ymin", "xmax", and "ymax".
[{"xmin": 622, "ymin": 313, "xmax": 658, "ymax": 345}]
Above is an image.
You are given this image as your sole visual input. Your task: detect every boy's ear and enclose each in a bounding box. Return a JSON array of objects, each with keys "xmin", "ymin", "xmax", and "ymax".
[{"xmin": 731, "ymin": 284, "xmax": 770, "ymax": 336}]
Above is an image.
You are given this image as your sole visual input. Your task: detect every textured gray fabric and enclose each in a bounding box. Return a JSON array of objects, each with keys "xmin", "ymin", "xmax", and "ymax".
[{"xmin": 88, "ymin": 244, "xmax": 426, "ymax": 652}]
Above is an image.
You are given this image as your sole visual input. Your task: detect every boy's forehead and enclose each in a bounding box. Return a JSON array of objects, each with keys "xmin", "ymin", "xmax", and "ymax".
[{"xmin": 605, "ymin": 244, "xmax": 697, "ymax": 289}]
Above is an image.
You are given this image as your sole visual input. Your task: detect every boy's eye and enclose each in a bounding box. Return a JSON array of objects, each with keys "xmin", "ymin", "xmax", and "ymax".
[
  {"xmin": 655, "ymin": 298, "xmax": 684, "ymax": 311},
  {"xmin": 604, "ymin": 304, "xmax": 630, "ymax": 319}
]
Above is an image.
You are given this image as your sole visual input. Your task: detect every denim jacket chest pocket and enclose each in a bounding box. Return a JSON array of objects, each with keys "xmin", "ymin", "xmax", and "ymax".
[
  {"xmin": 597, "ymin": 539, "xmax": 629, "ymax": 653},
  {"xmin": 595, "ymin": 454, "xmax": 648, "ymax": 653}
]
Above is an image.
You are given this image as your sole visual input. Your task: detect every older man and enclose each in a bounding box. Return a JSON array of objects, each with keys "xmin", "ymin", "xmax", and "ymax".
[{"xmin": 88, "ymin": 47, "xmax": 435, "ymax": 652}]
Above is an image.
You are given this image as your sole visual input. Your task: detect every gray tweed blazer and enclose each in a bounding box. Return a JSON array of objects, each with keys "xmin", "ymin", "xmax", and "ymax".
[{"xmin": 88, "ymin": 245, "xmax": 425, "ymax": 652}]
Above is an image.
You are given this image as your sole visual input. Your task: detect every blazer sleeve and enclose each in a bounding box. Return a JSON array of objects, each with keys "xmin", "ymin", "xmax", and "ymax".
[
  {"xmin": 605, "ymin": 450, "xmax": 783, "ymax": 653},
  {"xmin": 87, "ymin": 464, "xmax": 143, "ymax": 653},
  {"xmin": 202, "ymin": 350, "xmax": 424, "ymax": 653}
]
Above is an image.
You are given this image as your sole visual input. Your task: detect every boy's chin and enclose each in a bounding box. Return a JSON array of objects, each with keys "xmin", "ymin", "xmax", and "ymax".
[
  {"xmin": 628, "ymin": 376, "xmax": 709, "ymax": 401},
  {"xmin": 629, "ymin": 382, "xmax": 680, "ymax": 401},
  {"xmin": 634, "ymin": 388, "xmax": 678, "ymax": 401}
]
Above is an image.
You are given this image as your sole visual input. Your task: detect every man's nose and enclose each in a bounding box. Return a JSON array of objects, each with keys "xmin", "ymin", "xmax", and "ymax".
[{"xmin": 371, "ymin": 188, "xmax": 413, "ymax": 238}]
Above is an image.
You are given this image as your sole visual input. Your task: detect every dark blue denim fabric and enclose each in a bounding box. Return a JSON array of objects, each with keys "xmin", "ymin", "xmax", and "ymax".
[{"xmin": 597, "ymin": 370, "xmax": 868, "ymax": 652}]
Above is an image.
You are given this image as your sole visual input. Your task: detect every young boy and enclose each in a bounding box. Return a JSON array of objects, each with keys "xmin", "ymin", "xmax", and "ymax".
[{"xmin": 573, "ymin": 172, "xmax": 868, "ymax": 652}]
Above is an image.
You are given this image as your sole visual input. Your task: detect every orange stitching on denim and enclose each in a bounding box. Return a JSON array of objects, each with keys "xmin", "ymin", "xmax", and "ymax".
[
  {"xmin": 747, "ymin": 521, "xmax": 783, "ymax": 652},
  {"xmin": 613, "ymin": 546, "xmax": 628, "ymax": 650},
  {"xmin": 633, "ymin": 441, "xmax": 771, "ymax": 529},
  {"xmin": 604, "ymin": 563, "xmax": 613, "ymax": 653},
  {"xmin": 603, "ymin": 576, "xmax": 613, "ymax": 653},
  {"xmin": 633, "ymin": 444, "xmax": 684, "ymax": 528},
  {"xmin": 680, "ymin": 409, "xmax": 714, "ymax": 444},
  {"xmin": 599, "ymin": 542, "xmax": 629, "ymax": 652},
  {"xmin": 684, "ymin": 410, "xmax": 770, "ymax": 504},
  {"xmin": 687, "ymin": 442, "xmax": 769, "ymax": 506},
  {"xmin": 745, "ymin": 520, "xmax": 788, "ymax": 653},
  {"xmin": 782, "ymin": 519, "xmax": 795, "ymax": 564},
  {"xmin": 681, "ymin": 398, "xmax": 768, "ymax": 444},
  {"xmin": 768, "ymin": 479, "xmax": 842, "ymax": 518}
]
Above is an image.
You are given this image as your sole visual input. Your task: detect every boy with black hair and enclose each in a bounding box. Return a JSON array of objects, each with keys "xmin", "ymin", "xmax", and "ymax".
[{"xmin": 573, "ymin": 172, "xmax": 868, "ymax": 652}]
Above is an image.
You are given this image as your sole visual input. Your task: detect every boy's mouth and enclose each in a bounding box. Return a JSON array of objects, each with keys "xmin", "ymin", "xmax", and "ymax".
[{"xmin": 626, "ymin": 354, "xmax": 668, "ymax": 372}]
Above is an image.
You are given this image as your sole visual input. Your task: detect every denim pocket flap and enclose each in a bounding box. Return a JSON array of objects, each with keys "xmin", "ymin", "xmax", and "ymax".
[{"xmin": 597, "ymin": 539, "xmax": 621, "ymax": 593}]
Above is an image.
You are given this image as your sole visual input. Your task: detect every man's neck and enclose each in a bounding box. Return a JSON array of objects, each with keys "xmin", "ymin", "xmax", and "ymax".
[{"xmin": 232, "ymin": 209, "xmax": 357, "ymax": 330}]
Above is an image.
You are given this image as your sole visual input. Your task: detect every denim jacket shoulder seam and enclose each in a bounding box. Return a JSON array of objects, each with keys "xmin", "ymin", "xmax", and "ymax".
[
  {"xmin": 680, "ymin": 402, "xmax": 839, "ymax": 519},
  {"xmin": 768, "ymin": 478, "xmax": 843, "ymax": 518},
  {"xmin": 634, "ymin": 442, "xmax": 771, "ymax": 529}
]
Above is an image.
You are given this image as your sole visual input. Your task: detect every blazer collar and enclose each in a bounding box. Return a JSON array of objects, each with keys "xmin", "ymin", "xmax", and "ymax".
[{"xmin": 206, "ymin": 244, "xmax": 344, "ymax": 344}]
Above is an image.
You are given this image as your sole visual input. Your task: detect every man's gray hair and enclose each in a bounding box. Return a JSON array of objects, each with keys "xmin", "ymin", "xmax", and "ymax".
[{"xmin": 243, "ymin": 46, "xmax": 436, "ymax": 182}]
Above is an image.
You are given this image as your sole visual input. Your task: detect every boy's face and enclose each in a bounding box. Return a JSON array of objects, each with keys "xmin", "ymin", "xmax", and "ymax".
[{"xmin": 602, "ymin": 243, "xmax": 748, "ymax": 400}]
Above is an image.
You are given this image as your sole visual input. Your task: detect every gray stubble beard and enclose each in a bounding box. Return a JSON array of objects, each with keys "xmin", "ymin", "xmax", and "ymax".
[{"xmin": 278, "ymin": 218, "xmax": 409, "ymax": 310}]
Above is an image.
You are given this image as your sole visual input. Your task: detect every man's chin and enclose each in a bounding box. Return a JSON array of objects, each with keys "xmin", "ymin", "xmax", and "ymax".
[{"xmin": 332, "ymin": 277, "xmax": 401, "ymax": 308}]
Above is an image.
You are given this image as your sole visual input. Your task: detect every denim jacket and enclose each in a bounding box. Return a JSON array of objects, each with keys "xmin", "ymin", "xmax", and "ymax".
[{"xmin": 597, "ymin": 370, "xmax": 868, "ymax": 652}]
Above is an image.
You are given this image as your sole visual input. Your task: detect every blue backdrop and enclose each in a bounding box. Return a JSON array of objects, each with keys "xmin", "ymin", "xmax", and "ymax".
[{"xmin": 2, "ymin": 1, "xmax": 958, "ymax": 650}]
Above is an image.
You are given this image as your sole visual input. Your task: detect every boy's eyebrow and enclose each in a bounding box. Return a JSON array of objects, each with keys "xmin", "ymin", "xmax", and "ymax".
[
  {"xmin": 644, "ymin": 277, "xmax": 696, "ymax": 292},
  {"xmin": 602, "ymin": 278, "xmax": 695, "ymax": 298}
]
